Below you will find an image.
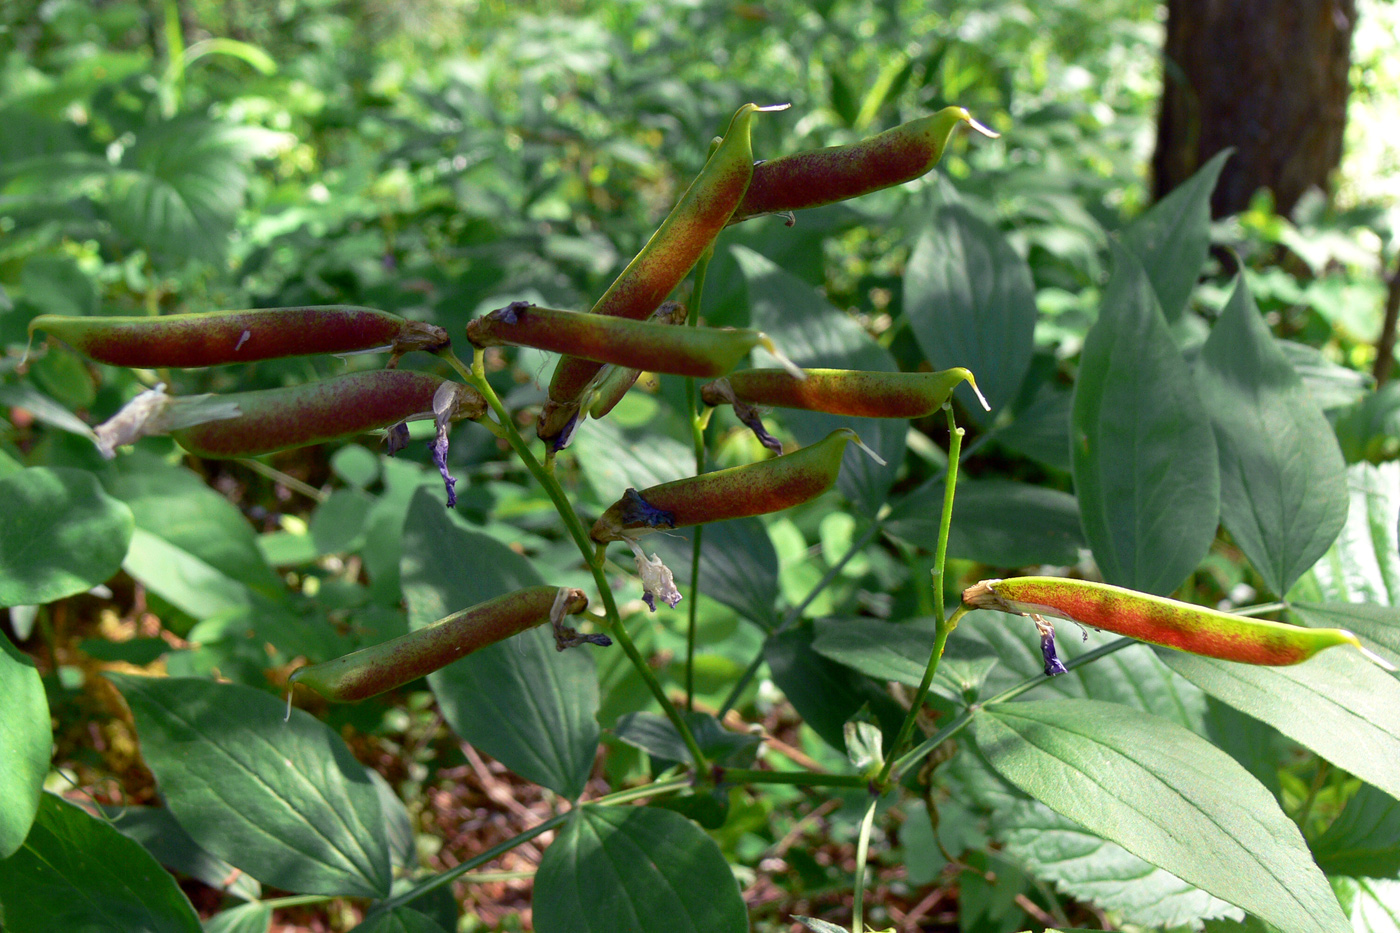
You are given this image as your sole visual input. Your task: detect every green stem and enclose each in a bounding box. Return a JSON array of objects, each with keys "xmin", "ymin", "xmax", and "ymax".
[
  {"xmin": 1296, "ymin": 758, "xmax": 1330, "ymax": 831},
  {"xmin": 683, "ymin": 248, "xmax": 713, "ymax": 713},
  {"xmin": 444, "ymin": 349, "xmax": 707, "ymax": 772},
  {"xmin": 890, "ymin": 636, "xmax": 1139, "ymax": 780},
  {"xmin": 877, "ymin": 405, "xmax": 962, "ymax": 787},
  {"xmin": 257, "ymin": 894, "xmax": 331, "ymax": 909},
  {"xmin": 717, "ymin": 768, "xmax": 870, "ymax": 788},
  {"xmin": 851, "ymin": 794, "xmax": 880, "ymax": 933}
]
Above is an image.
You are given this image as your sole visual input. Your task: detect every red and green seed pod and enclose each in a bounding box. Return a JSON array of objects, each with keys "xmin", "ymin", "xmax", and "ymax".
[
  {"xmin": 468, "ymin": 302, "xmax": 762, "ymax": 379},
  {"xmin": 702, "ymin": 367, "xmax": 984, "ymax": 419},
  {"xmin": 588, "ymin": 301, "xmax": 688, "ymax": 420},
  {"xmin": 29, "ymin": 306, "xmax": 449, "ymax": 369},
  {"xmin": 591, "ymin": 428, "xmax": 855, "ymax": 543},
  {"xmin": 289, "ymin": 587, "xmax": 590, "ymax": 702},
  {"xmin": 538, "ymin": 103, "xmax": 784, "ymax": 443},
  {"xmin": 172, "ymin": 370, "xmax": 484, "ymax": 458},
  {"xmin": 728, "ymin": 107, "xmax": 996, "ymax": 226},
  {"xmin": 962, "ymin": 576, "xmax": 1364, "ymax": 666}
]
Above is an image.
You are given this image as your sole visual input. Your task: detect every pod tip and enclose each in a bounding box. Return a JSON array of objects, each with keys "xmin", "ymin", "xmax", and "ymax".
[
  {"xmin": 1352, "ymin": 638, "xmax": 1398, "ymax": 672},
  {"xmin": 965, "ymin": 113, "xmax": 1000, "ymax": 139}
]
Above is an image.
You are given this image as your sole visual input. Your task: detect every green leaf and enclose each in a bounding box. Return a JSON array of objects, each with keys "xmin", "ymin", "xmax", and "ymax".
[
  {"xmin": 764, "ymin": 625, "xmax": 905, "ymax": 751},
  {"xmin": 1071, "ymin": 243, "xmax": 1220, "ymax": 595},
  {"xmin": 202, "ymin": 902, "xmax": 272, "ymax": 933},
  {"xmin": 990, "ymin": 383, "xmax": 1074, "ymax": 474},
  {"xmin": 108, "ymin": 674, "xmax": 391, "ymax": 898},
  {"xmin": 1161, "ymin": 647, "xmax": 1400, "ymax": 801},
  {"xmin": 0, "ymin": 793, "xmax": 201, "ymax": 933},
  {"xmin": 1194, "ymin": 278, "xmax": 1348, "ymax": 595},
  {"xmin": 348, "ymin": 907, "xmax": 451, "ymax": 933},
  {"xmin": 122, "ymin": 527, "xmax": 253, "ymax": 620},
  {"xmin": 0, "ymin": 466, "xmax": 133, "ymax": 606},
  {"xmin": 733, "ymin": 244, "xmax": 906, "ymax": 516},
  {"xmin": 400, "ymin": 488, "xmax": 599, "ymax": 798},
  {"xmin": 309, "ymin": 488, "xmax": 374, "ymax": 555},
  {"xmin": 994, "ymin": 797, "xmax": 1244, "ymax": 928},
  {"xmin": 810, "ymin": 616, "xmax": 997, "ymax": 701},
  {"xmin": 904, "ymin": 202, "xmax": 1037, "ymax": 425},
  {"xmin": 1276, "ymin": 340, "xmax": 1373, "ymax": 412},
  {"xmin": 1306, "ymin": 462, "xmax": 1400, "ymax": 606},
  {"xmin": 534, "ymin": 806, "xmax": 747, "ymax": 933},
  {"xmin": 1312, "ymin": 782, "xmax": 1400, "ymax": 878},
  {"xmin": 0, "ymin": 633, "xmax": 49, "ymax": 858},
  {"xmin": 974, "ymin": 698, "xmax": 1348, "ymax": 933},
  {"xmin": 612, "ymin": 712, "xmax": 760, "ymax": 767},
  {"xmin": 647, "ymin": 519, "xmax": 780, "ymax": 629},
  {"xmin": 102, "ymin": 451, "xmax": 283, "ymax": 597},
  {"xmin": 885, "ymin": 477, "xmax": 1084, "ymax": 567},
  {"xmin": 1334, "ymin": 878, "xmax": 1400, "ymax": 933},
  {"xmin": 99, "ymin": 804, "xmax": 261, "ymax": 901},
  {"xmin": 573, "ymin": 413, "xmax": 694, "ymax": 495},
  {"xmin": 1290, "ymin": 602, "xmax": 1400, "ymax": 663},
  {"xmin": 0, "ymin": 384, "xmax": 98, "ymax": 440},
  {"xmin": 109, "ymin": 120, "xmax": 288, "ymax": 264},
  {"xmin": 1120, "ymin": 149, "xmax": 1230, "ymax": 324}
]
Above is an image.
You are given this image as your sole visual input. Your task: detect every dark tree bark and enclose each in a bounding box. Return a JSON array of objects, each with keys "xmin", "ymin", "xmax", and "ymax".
[{"xmin": 1153, "ymin": 0, "xmax": 1356, "ymax": 218}]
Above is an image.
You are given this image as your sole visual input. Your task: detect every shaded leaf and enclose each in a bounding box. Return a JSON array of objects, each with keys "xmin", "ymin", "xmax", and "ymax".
[
  {"xmin": 612, "ymin": 712, "xmax": 760, "ymax": 767},
  {"xmin": 975, "ymin": 698, "xmax": 1348, "ymax": 933},
  {"xmin": 1312, "ymin": 782, "xmax": 1400, "ymax": 879},
  {"xmin": 123, "ymin": 527, "xmax": 253, "ymax": 620},
  {"xmin": 0, "ymin": 467, "xmax": 133, "ymax": 607},
  {"xmin": 885, "ymin": 477, "xmax": 1084, "ymax": 567},
  {"xmin": 764, "ymin": 624, "xmax": 905, "ymax": 750},
  {"xmin": 0, "ymin": 633, "xmax": 50, "ymax": 858},
  {"xmin": 108, "ymin": 674, "xmax": 391, "ymax": 898},
  {"xmin": 1071, "ymin": 243, "xmax": 1220, "ymax": 595},
  {"xmin": 1194, "ymin": 278, "xmax": 1348, "ymax": 595},
  {"xmin": 101, "ymin": 804, "xmax": 260, "ymax": 901},
  {"xmin": 534, "ymin": 806, "xmax": 747, "ymax": 933},
  {"xmin": 1120, "ymin": 149, "xmax": 1230, "ymax": 324},
  {"xmin": 810, "ymin": 616, "xmax": 997, "ymax": 701},
  {"xmin": 401, "ymin": 488, "xmax": 599, "ymax": 798},
  {"xmin": 647, "ymin": 519, "xmax": 781, "ymax": 629},
  {"xmin": 1308, "ymin": 462, "xmax": 1400, "ymax": 606},
  {"xmin": 0, "ymin": 793, "xmax": 201, "ymax": 933},
  {"xmin": 349, "ymin": 907, "xmax": 451, "ymax": 933},
  {"xmin": 203, "ymin": 902, "xmax": 272, "ymax": 933}
]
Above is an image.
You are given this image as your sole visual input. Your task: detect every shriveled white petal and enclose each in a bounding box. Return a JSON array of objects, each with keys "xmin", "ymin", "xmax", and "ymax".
[
  {"xmin": 624, "ymin": 537, "xmax": 682, "ymax": 611},
  {"xmin": 93, "ymin": 383, "xmax": 172, "ymax": 459}
]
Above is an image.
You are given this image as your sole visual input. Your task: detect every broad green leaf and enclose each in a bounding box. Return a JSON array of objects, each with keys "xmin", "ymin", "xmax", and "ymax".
[
  {"xmin": 0, "ymin": 633, "xmax": 49, "ymax": 858},
  {"xmin": 995, "ymin": 797, "xmax": 1244, "ymax": 928},
  {"xmin": 401, "ymin": 488, "xmax": 599, "ymax": 798},
  {"xmin": 810, "ymin": 617, "xmax": 997, "ymax": 701},
  {"xmin": 309, "ymin": 488, "xmax": 374, "ymax": 555},
  {"xmin": 734, "ymin": 245, "xmax": 906, "ymax": 516},
  {"xmin": 1194, "ymin": 278, "xmax": 1348, "ymax": 595},
  {"xmin": 1334, "ymin": 878, "xmax": 1400, "ymax": 933},
  {"xmin": 203, "ymin": 902, "xmax": 272, "ymax": 933},
  {"xmin": 764, "ymin": 625, "xmax": 905, "ymax": 750},
  {"xmin": 0, "ymin": 384, "xmax": 98, "ymax": 440},
  {"xmin": 990, "ymin": 383, "xmax": 1074, "ymax": 474},
  {"xmin": 349, "ymin": 907, "xmax": 451, "ymax": 933},
  {"xmin": 974, "ymin": 699, "xmax": 1349, "ymax": 933},
  {"xmin": 1312, "ymin": 782, "xmax": 1400, "ymax": 879},
  {"xmin": 99, "ymin": 804, "xmax": 261, "ymax": 901},
  {"xmin": 102, "ymin": 451, "xmax": 282, "ymax": 597},
  {"xmin": 904, "ymin": 202, "xmax": 1037, "ymax": 425},
  {"xmin": 1276, "ymin": 340, "xmax": 1373, "ymax": 412},
  {"xmin": 0, "ymin": 793, "xmax": 201, "ymax": 933},
  {"xmin": 1334, "ymin": 383, "xmax": 1400, "ymax": 463},
  {"xmin": 1161, "ymin": 648, "xmax": 1400, "ymax": 801},
  {"xmin": 1307, "ymin": 462, "xmax": 1400, "ymax": 606},
  {"xmin": 362, "ymin": 458, "xmax": 438, "ymax": 603},
  {"xmin": 573, "ymin": 413, "xmax": 694, "ymax": 497},
  {"xmin": 108, "ymin": 674, "xmax": 391, "ymax": 898},
  {"xmin": 1120, "ymin": 149, "xmax": 1230, "ymax": 324},
  {"xmin": 612, "ymin": 711, "xmax": 760, "ymax": 767},
  {"xmin": 109, "ymin": 120, "xmax": 289, "ymax": 264},
  {"xmin": 123, "ymin": 527, "xmax": 253, "ymax": 620},
  {"xmin": 647, "ymin": 519, "xmax": 780, "ymax": 629},
  {"xmin": 0, "ymin": 467, "xmax": 133, "ymax": 606},
  {"xmin": 885, "ymin": 477, "xmax": 1084, "ymax": 567},
  {"xmin": 534, "ymin": 806, "xmax": 747, "ymax": 933},
  {"xmin": 1071, "ymin": 243, "xmax": 1220, "ymax": 595}
]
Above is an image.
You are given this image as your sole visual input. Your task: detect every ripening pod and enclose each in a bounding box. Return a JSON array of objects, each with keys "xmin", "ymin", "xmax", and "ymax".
[
  {"xmin": 172, "ymin": 370, "xmax": 485, "ymax": 458},
  {"xmin": 728, "ymin": 106, "xmax": 998, "ymax": 225},
  {"xmin": 962, "ymin": 576, "xmax": 1383, "ymax": 669},
  {"xmin": 29, "ymin": 306, "xmax": 449, "ymax": 369},
  {"xmin": 289, "ymin": 586, "xmax": 595, "ymax": 702},
  {"xmin": 702, "ymin": 367, "xmax": 986, "ymax": 419},
  {"xmin": 468, "ymin": 302, "xmax": 768, "ymax": 379},
  {"xmin": 538, "ymin": 102, "xmax": 788, "ymax": 444},
  {"xmin": 588, "ymin": 301, "xmax": 689, "ymax": 420},
  {"xmin": 591, "ymin": 428, "xmax": 856, "ymax": 543}
]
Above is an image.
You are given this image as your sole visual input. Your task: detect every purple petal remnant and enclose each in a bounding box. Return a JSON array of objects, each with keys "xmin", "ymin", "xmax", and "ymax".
[
  {"xmin": 1033, "ymin": 615, "xmax": 1068, "ymax": 676},
  {"xmin": 734, "ymin": 400, "xmax": 783, "ymax": 455},
  {"xmin": 494, "ymin": 300, "xmax": 532, "ymax": 325},
  {"xmin": 431, "ymin": 381, "xmax": 462, "ymax": 507},
  {"xmin": 384, "ymin": 421, "xmax": 411, "ymax": 455},
  {"xmin": 550, "ymin": 411, "xmax": 580, "ymax": 453},
  {"xmin": 615, "ymin": 487, "xmax": 676, "ymax": 530}
]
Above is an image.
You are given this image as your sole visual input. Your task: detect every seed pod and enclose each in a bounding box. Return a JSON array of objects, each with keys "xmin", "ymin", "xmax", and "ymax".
[
  {"xmin": 538, "ymin": 102, "xmax": 786, "ymax": 443},
  {"xmin": 702, "ymin": 367, "xmax": 986, "ymax": 419},
  {"xmin": 728, "ymin": 106, "xmax": 997, "ymax": 226},
  {"xmin": 29, "ymin": 306, "xmax": 449, "ymax": 369},
  {"xmin": 289, "ymin": 587, "xmax": 595, "ymax": 702},
  {"xmin": 963, "ymin": 576, "xmax": 1369, "ymax": 667},
  {"xmin": 591, "ymin": 428, "xmax": 855, "ymax": 543},
  {"xmin": 173, "ymin": 370, "xmax": 484, "ymax": 458},
  {"xmin": 588, "ymin": 301, "xmax": 688, "ymax": 420},
  {"xmin": 468, "ymin": 302, "xmax": 763, "ymax": 378}
]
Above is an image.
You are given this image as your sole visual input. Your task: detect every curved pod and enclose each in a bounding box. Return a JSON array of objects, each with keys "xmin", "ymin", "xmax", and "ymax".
[{"xmin": 703, "ymin": 367, "xmax": 982, "ymax": 419}]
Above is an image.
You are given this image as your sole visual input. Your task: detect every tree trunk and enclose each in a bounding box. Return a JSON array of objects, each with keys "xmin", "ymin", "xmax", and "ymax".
[{"xmin": 1153, "ymin": 0, "xmax": 1356, "ymax": 218}]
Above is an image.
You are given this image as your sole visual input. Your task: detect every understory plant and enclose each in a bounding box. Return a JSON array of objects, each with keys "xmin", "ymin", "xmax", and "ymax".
[{"xmin": 3, "ymin": 89, "xmax": 1400, "ymax": 933}]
